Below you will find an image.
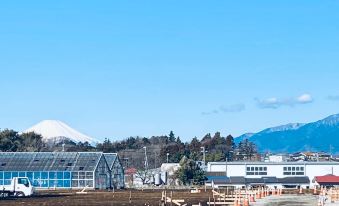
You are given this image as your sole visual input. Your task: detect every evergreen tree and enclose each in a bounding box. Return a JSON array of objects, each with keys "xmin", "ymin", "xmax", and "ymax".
[
  {"xmin": 0, "ymin": 129, "xmax": 20, "ymax": 152},
  {"xmin": 226, "ymin": 135, "xmax": 235, "ymax": 148},
  {"xmin": 175, "ymin": 156, "xmax": 206, "ymax": 185},
  {"xmin": 176, "ymin": 136, "xmax": 182, "ymax": 144},
  {"xmin": 236, "ymin": 139, "xmax": 257, "ymax": 160},
  {"xmin": 201, "ymin": 133, "xmax": 211, "ymax": 142},
  {"xmin": 211, "ymin": 132, "xmax": 226, "ymax": 145},
  {"xmin": 168, "ymin": 131, "xmax": 176, "ymax": 142},
  {"xmin": 189, "ymin": 137, "xmax": 201, "ymax": 152},
  {"xmin": 225, "ymin": 135, "xmax": 235, "ymax": 161},
  {"xmin": 19, "ymin": 132, "xmax": 44, "ymax": 152}
]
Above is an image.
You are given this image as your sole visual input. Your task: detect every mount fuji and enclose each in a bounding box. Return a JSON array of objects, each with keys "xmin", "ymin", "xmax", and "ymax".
[{"xmin": 23, "ymin": 120, "xmax": 98, "ymax": 144}]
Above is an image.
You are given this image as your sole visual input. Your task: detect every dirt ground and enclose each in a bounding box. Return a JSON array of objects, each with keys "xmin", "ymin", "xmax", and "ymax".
[
  {"xmin": 0, "ymin": 189, "xmax": 327, "ymax": 206},
  {"xmin": 0, "ymin": 189, "xmax": 214, "ymax": 206}
]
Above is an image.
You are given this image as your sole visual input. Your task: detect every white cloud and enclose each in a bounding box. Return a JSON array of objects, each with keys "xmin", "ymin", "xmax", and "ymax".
[
  {"xmin": 297, "ymin": 94, "xmax": 313, "ymax": 104},
  {"xmin": 202, "ymin": 104, "xmax": 245, "ymax": 115},
  {"xmin": 256, "ymin": 93, "xmax": 313, "ymax": 109},
  {"xmin": 220, "ymin": 104, "xmax": 246, "ymax": 113}
]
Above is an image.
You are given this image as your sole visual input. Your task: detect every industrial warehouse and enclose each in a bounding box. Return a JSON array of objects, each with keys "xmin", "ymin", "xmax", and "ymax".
[
  {"xmin": 0, "ymin": 152, "xmax": 124, "ymax": 189},
  {"xmin": 205, "ymin": 161, "xmax": 339, "ymax": 189}
]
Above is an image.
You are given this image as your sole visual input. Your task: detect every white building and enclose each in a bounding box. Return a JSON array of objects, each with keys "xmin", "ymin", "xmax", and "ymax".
[
  {"xmin": 266, "ymin": 155, "xmax": 287, "ymax": 162},
  {"xmin": 207, "ymin": 161, "xmax": 339, "ymax": 189},
  {"xmin": 160, "ymin": 163, "xmax": 180, "ymax": 176}
]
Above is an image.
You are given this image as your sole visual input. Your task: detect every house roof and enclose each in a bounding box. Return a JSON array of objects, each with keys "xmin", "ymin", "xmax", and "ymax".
[
  {"xmin": 277, "ymin": 177, "xmax": 310, "ymax": 184},
  {"xmin": 315, "ymin": 175, "xmax": 339, "ymax": 183},
  {"xmin": 247, "ymin": 177, "xmax": 278, "ymax": 184},
  {"xmin": 230, "ymin": 176, "xmax": 246, "ymax": 184},
  {"xmin": 209, "ymin": 176, "xmax": 309, "ymax": 185},
  {"xmin": 125, "ymin": 167, "xmax": 137, "ymax": 175},
  {"xmin": 208, "ymin": 161, "xmax": 339, "ymax": 166}
]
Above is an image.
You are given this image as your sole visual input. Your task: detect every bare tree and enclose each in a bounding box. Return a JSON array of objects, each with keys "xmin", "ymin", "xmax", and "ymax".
[{"xmin": 135, "ymin": 169, "xmax": 152, "ymax": 185}]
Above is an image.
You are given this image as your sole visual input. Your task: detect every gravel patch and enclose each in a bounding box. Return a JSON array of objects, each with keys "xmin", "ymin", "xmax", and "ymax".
[{"xmin": 252, "ymin": 194, "xmax": 318, "ymax": 206}]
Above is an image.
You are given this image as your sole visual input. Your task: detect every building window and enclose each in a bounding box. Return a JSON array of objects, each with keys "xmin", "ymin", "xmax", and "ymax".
[
  {"xmin": 246, "ymin": 166, "xmax": 267, "ymax": 176},
  {"xmin": 283, "ymin": 166, "xmax": 304, "ymax": 176}
]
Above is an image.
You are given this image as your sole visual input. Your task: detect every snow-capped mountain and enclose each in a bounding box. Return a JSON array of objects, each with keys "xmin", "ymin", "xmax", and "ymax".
[
  {"xmin": 259, "ymin": 123, "xmax": 305, "ymax": 134},
  {"xmin": 23, "ymin": 120, "xmax": 97, "ymax": 144},
  {"xmin": 235, "ymin": 114, "xmax": 339, "ymax": 153},
  {"xmin": 315, "ymin": 114, "xmax": 339, "ymax": 126}
]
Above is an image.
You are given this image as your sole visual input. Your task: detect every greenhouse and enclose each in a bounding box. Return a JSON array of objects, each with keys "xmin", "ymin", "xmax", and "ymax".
[
  {"xmin": 104, "ymin": 153, "xmax": 125, "ymax": 189},
  {"xmin": 0, "ymin": 152, "xmax": 124, "ymax": 189}
]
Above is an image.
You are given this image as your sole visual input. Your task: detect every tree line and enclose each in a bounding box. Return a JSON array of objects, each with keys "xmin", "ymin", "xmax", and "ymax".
[{"xmin": 0, "ymin": 129, "xmax": 259, "ymax": 169}]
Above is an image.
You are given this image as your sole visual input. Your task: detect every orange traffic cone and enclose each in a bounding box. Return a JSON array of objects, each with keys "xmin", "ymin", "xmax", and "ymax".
[
  {"xmin": 256, "ymin": 190, "xmax": 261, "ymax": 199},
  {"xmin": 233, "ymin": 199, "xmax": 238, "ymax": 206},
  {"xmin": 243, "ymin": 195, "xmax": 249, "ymax": 206},
  {"xmin": 250, "ymin": 193, "xmax": 255, "ymax": 202}
]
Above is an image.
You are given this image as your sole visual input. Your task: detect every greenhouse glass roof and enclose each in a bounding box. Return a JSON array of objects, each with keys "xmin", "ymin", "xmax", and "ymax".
[
  {"xmin": 0, "ymin": 152, "xmax": 103, "ymax": 172},
  {"xmin": 103, "ymin": 153, "xmax": 118, "ymax": 169}
]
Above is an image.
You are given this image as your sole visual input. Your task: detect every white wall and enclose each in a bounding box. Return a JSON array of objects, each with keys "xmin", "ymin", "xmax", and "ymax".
[
  {"xmin": 209, "ymin": 163, "xmax": 246, "ymax": 176},
  {"xmin": 207, "ymin": 162, "xmax": 339, "ymax": 188}
]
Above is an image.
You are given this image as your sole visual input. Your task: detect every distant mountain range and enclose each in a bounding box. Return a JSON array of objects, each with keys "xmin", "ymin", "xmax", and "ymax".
[{"xmin": 235, "ymin": 114, "xmax": 339, "ymax": 153}]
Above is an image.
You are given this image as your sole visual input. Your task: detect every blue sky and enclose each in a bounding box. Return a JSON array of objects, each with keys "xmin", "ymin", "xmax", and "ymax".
[{"xmin": 0, "ymin": 1, "xmax": 338, "ymax": 141}]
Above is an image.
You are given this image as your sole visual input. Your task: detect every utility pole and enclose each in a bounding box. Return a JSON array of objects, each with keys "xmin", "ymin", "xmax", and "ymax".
[
  {"xmin": 225, "ymin": 157, "xmax": 228, "ymax": 177},
  {"xmin": 330, "ymin": 144, "xmax": 333, "ymax": 162},
  {"xmin": 201, "ymin": 146, "xmax": 206, "ymax": 167},
  {"xmin": 166, "ymin": 153, "xmax": 169, "ymax": 163},
  {"xmin": 62, "ymin": 139, "xmax": 65, "ymax": 152},
  {"xmin": 154, "ymin": 151, "xmax": 157, "ymax": 169},
  {"xmin": 143, "ymin": 146, "xmax": 148, "ymax": 170}
]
